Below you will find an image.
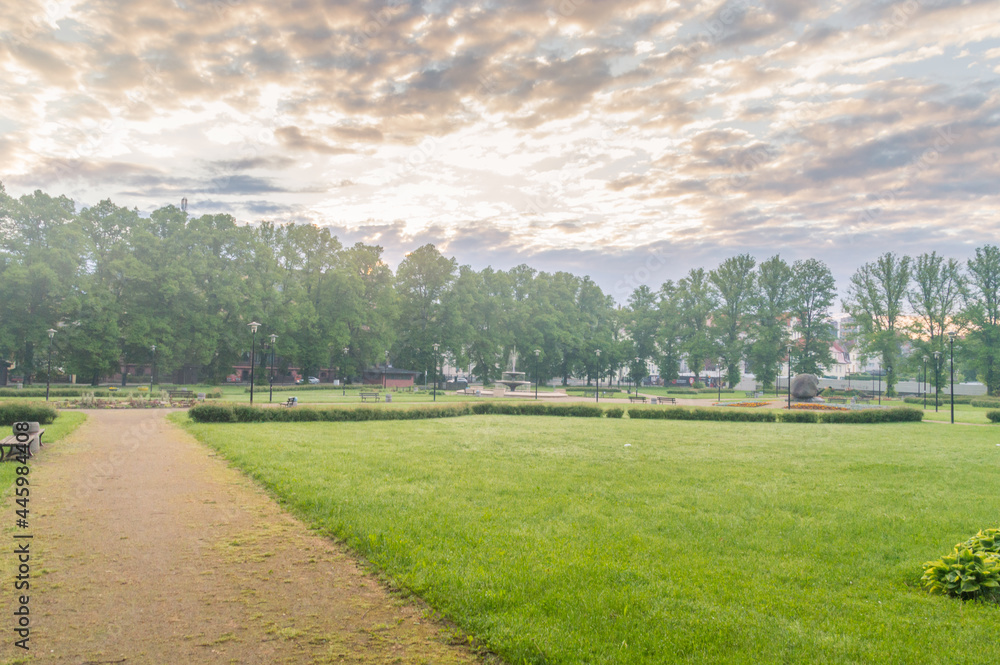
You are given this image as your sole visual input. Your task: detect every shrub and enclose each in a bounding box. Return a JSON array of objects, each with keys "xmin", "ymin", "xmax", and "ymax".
[
  {"xmin": 0, "ymin": 403, "xmax": 58, "ymax": 426},
  {"xmin": 970, "ymin": 397, "xmax": 1000, "ymax": 409},
  {"xmin": 779, "ymin": 411, "xmax": 819, "ymax": 423},
  {"xmin": 922, "ymin": 547, "xmax": 1000, "ymax": 602},
  {"xmin": 961, "ymin": 529, "xmax": 1000, "ymax": 555},
  {"xmin": 817, "ymin": 407, "xmax": 923, "ymax": 424},
  {"xmin": 605, "ymin": 407, "xmax": 625, "ymax": 419},
  {"xmin": 987, "ymin": 410, "xmax": 1000, "ymax": 423},
  {"xmin": 628, "ymin": 407, "xmax": 776, "ymax": 422},
  {"xmin": 904, "ymin": 395, "xmax": 975, "ymax": 406}
]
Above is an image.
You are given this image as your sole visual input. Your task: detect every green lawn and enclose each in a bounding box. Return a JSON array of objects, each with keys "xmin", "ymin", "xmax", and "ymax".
[
  {"xmin": 179, "ymin": 414, "xmax": 1000, "ymax": 664},
  {"xmin": 0, "ymin": 411, "xmax": 87, "ymax": 492}
]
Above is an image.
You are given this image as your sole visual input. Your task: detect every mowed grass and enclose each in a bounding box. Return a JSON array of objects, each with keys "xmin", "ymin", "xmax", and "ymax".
[
  {"xmin": 0, "ymin": 411, "xmax": 87, "ymax": 492},
  {"xmin": 180, "ymin": 415, "xmax": 1000, "ymax": 664}
]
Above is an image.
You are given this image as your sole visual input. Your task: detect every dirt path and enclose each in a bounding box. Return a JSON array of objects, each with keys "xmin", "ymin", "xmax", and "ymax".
[{"xmin": 1, "ymin": 409, "xmax": 484, "ymax": 664}]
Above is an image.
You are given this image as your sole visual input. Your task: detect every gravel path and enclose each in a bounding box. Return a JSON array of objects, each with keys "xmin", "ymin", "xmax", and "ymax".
[{"xmin": 2, "ymin": 409, "xmax": 482, "ymax": 664}]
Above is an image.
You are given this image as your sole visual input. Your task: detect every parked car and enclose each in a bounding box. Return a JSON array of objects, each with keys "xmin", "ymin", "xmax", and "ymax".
[{"xmin": 307, "ymin": 376, "xmax": 320, "ymax": 384}]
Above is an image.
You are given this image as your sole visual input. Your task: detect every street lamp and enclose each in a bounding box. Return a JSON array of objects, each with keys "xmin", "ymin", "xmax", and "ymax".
[
  {"xmin": 534, "ymin": 349, "xmax": 541, "ymax": 400},
  {"xmin": 45, "ymin": 328, "xmax": 56, "ymax": 402},
  {"xmin": 248, "ymin": 322, "xmax": 260, "ymax": 405},
  {"xmin": 886, "ymin": 365, "xmax": 892, "ymax": 402},
  {"xmin": 432, "ymin": 343, "xmax": 439, "ymax": 402},
  {"xmin": 787, "ymin": 345, "xmax": 792, "ymax": 409},
  {"xmin": 922, "ymin": 355, "xmax": 929, "ymax": 410},
  {"xmin": 383, "ymin": 350, "xmax": 388, "ymax": 390},
  {"xmin": 717, "ymin": 361, "xmax": 722, "ymax": 402},
  {"xmin": 342, "ymin": 347, "xmax": 349, "ymax": 396},
  {"xmin": 948, "ymin": 331, "xmax": 956, "ymax": 424},
  {"xmin": 634, "ymin": 356, "xmax": 640, "ymax": 396},
  {"xmin": 595, "ymin": 349, "xmax": 601, "ymax": 403},
  {"xmin": 933, "ymin": 351, "xmax": 941, "ymax": 412},
  {"xmin": 150, "ymin": 344, "xmax": 156, "ymax": 393},
  {"xmin": 268, "ymin": 334, "xmax": 277, "ymax": 403}
]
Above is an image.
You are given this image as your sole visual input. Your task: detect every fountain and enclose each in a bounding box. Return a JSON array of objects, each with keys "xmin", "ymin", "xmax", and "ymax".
[{"xmin": 496, "ymin": 347, "xmax": 532, "ymax": 393}]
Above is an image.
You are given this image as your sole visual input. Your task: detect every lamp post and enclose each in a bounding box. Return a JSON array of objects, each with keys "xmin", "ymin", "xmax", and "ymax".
[
  {"xmin": 534, "ymin": 349, "xmax": 540, "ymax": 400},
  {"xmin": 150, "ymin": 344, "xmax": 156, "ymax": 393},
  {"xmin": 634, "ymin": 356, "xmax": 640, "ymax": 396},
  {"xmin": 383, "ymin": 350, "xmax": 388, "ymax": 390},
  {"xmin": 933, "ymin": 351, "xmax": 941, "ymax": 412},
  {"xmin": 886, "ymin": 365, "xmax": 892, "ymax": 402},
  {"xmin": 717, "ymin": 362, "xmax": 722, "ymax": 402},
  {"xmin": 922, "ymin": 355, "xmax": 929, "ymax": 410},
  {"xmin": 877, "ymin": 362, "xmax": 882, "ymax": 405},
  {"xmin": 268, "ymin": 334, "xmax": 277, "ymax": 403},
  {"xmin": 595, "ymin": 349, "xmax": 601, "ymax": 403},
  {"xmin": 787, "ymin": 345, "xmax": 792, "ymax": 409},
  {"xmin": 948, "ymin": 331, "xmax": 956, "ymax": 424},
  {"xmin": 248, "ymin": 322, "xmax": 260, "ymax": 404},
  {"xmin": 342, "ymin": 347, "xmax": 349, "ymax": 396},
  {"xmin": 45, "ymin": 328, "xmax": 56, "ymax": 402},
  {"xmin": 432, "ymin": 343, "xmax": 439, "ymax": 402}
]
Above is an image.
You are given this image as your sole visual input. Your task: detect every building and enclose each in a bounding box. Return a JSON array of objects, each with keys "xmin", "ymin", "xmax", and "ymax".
[{"xmin": 361, "ymin": 363, "xmax": 420, "ymax": 388}]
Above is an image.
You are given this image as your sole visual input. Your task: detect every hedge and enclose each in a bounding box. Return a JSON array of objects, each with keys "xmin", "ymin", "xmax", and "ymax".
[
  {"xmin": 970, "ymin": 397, "xmax": 1000, "ymax": 408},
  {"xmin": 987, "ymin": 410, "xmax": 1000, "ymax": 424},
  {"xmin": 0, "ymin": 403, "xmax": 58, "ymax": 426},
  {"xmin": 0, "ymin": 387, "xmax": 222, "ymax": 399},
  {"xmin": 189, "ymin": 401, "xmax": 608, "ymax": 423},
  {"xmin": 628, "ymin": 407, "xmax": 776, "ymax": 422},
  {"xmin": 904, "ymin": 395, "xmax": 976, "ymax": 406},
  {"xmin": 627, "ymin": 406, "xmax": 923, "ymax": 424}
]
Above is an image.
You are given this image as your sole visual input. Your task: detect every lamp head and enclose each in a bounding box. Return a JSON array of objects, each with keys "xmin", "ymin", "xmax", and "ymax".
[
  {"xmin": 269, "ymin": 333, "xmax": 277, "ymax": 343},
  {"xmin": 151, "ymin": 344, "xmax": 156, "ymax": 352},
  {"xmin": 248, "ymin": 321, "xmax": 260, "ymax": 334},
  {"xmin": 534, "ymin": 349, "xmax": 540, "ymax": 356},
  {"xmin": 947, "ymin": 330, "xmax": 957, "ymax": 340},
  {"xmin": 923, "ymin": 355, "xmax": 929, "ymax": 362},
  {"xmin": 933, "ymin": 351, "xmax": 941, "ymax": 358},
  {"xmin": 343, "ymin": 347, "xmax": 349, "ymax": 354},
  {"xmin": 433, "ymin": 343, "xmax": 439, "ymax": 352},
  {"xmin": 47, "ymin": 328, "xmax": 56, "ymax": 339},
  {"xmin": 595, "ymin": 349, "xmax": 601, "ymax": 357}
]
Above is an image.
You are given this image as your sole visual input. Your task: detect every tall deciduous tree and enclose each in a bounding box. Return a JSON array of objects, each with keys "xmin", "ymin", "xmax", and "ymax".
[
  {"xmin": 676, "ymin": 268, "xmax": 718, "ymax": 383},
  {"xmin": 747, "ymin": 255, "xmax": 793, "ymax": 391},
  {"xmin": 710, "ymin": 254, "xmax": 757, "ymax": 387},
  {"xmin": 394, "ymin": 244, "xmax": 457, "ymax": 380},
  {"xmin": 908, "ymin": 252, "xmax": 964, "ymax": 389},
  {"xmin": 789, "ymin": 259, "xmax": 836, "ymax": 376},
  {"xmin": 961, "ymin": 245, "xmax": 1000, "ymax": 395},
  {"xmin": 843, "ymin": 253, "xmax": 911, "ymax": 395}
]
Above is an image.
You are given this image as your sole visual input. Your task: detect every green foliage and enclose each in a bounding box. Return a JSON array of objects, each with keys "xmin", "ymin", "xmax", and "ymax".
[
  {"xmin": 0, "ymin": 402, "xmax": 58, "ymax": 425},
  {"xmin": 986, "ymin": 410, "xmax": 1000, "ymax": 423},
  {"xmin": 969, "ymin": 397, "xmax": 1000, "ymax": 408},
  {"xmin": 904, "ymin": 395, "xmax": 975, "ymax": 406},
  {"xmin": 790, "ymin": 258, "xmax": 837, "ymax": 375},
  {"xmin": 961, "ymin": 529, "xmax": 1000, "ymax": 555},
  {"xmin": 817, "ymin": 407, "xmax": 923, "ymax": 423},
  {"xmin": 922, "ymin": 547, "xmax": 1000, "ymax": 602},
  {"xmin": 779, "ymin": 410, "xmax": 819, "ymax": 423},
  {"xmin": 605, "ymin": 407, "xmax": 625, "ymax": 418},
  {"xmin": 470, "ymin": 402, "xmax": 604, "ymax": 418},
  {"xmin": 629, "ymin": 406, "xmax": 777, "ymax": 422}
]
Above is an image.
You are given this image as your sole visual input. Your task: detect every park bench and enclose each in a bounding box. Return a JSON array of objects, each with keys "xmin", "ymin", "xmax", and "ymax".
[
  {"xmin": 827, "ymin": 397, "xmax": 847, "ymax": 404},
  {"xmin": 283, "ymin": 397, "xmax": 297, "ymax": 407},
  {"xmin": 167, "ymin": 390, "xmax": 196, "ymax": 405},
  {"xmin": 0, "ymin": 426, "xmax": 44, "ymax": 462},
  {"xmin": 359, "ymin": 392, "xmax": 381, "ymax": 402},
  {"xmin": 657, "ymin": 397, "xmax": 676, "ymax": 405},
  {"xmin": 629, "ymin": 395, "xmax": 647, "ymax": 404}
]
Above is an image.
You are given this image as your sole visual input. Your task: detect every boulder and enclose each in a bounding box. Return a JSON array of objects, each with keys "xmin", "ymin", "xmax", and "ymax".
[{"xmin": 790, "ymin": 373, "xmax": 821, "ymax": 400}]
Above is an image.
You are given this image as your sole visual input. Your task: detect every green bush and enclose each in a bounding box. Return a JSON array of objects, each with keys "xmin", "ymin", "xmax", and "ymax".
[
  {"xmin": 961, "ymin": 529, "xmax": 1000, "ymax": 555},
  {"xmin": 470, "ymin": 403, "xmax": 604, "ymax": 418},
  {"xmin": 922, "ymin": 547, "xmax": 1000, "ymax": 602},
  {"xmin": 565, "ymin": 387, "xmax": 622, "ymax": 395},
  {"xmin": 817, "ymin": 407, "xmax": 923, "ymax": 424},
  {"xmin": 0, "ymin": 403, "xmax": 58, "ymax": 426},
  {"xmin": 987, "ymin": 410, "xmax": 1000, "ymax": 423},
  {"xmin": 904, "ymin": 395, "xmax": 975, "ymax": 406},
  {"xmin": 970, "ymin": 397, "xmax": 1000, "ymax": 408},
  {"xmin": 605, "ymin": 407, "xmax": 625, "ymax": 419},
  {"xmin": 779, "ymin": 411, "xmax": 819, "ymax": 423},
  {"xmin": 628, "ymin": 407, "xmax": 776, "ymax": 422}
]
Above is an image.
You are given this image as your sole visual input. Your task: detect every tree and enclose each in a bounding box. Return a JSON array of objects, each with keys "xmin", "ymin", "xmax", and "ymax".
[
  {"xmin": 655, "ymin": 281, "xmax": 683, "ymax": 384},
  {"xmin": 789, "ymin": 259, "xmax": 836, "ymax": 376},
  {"xmin": 746, "ymin": 255, "xmax": 792, "ymax": 391},
  {"xmin": 843, "ymin": 253, "xmax": 911, "ymax": 395},
  {"xmin": 625, "ymin": 285, "xmax": 659, "ymax": 386},
  {"xmin": 709, "ymin": 254, "xmax": 757, "ymax": 387},
  {"xmin": 908, "ymin": 252, "xmax": 964, "ymax": 390},
  {"xmin": 961, "ymin": 245, "xmax": 1000, "ymax": 395},
  {"xmin": 676, "ymin": 268, "xmax": 718, "ymax": 383}
]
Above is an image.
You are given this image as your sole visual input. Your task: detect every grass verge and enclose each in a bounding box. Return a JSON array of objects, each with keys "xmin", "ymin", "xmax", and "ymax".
[{"xmin": 0, "ymin": 411, "xmax": 87, "ymax": 495}]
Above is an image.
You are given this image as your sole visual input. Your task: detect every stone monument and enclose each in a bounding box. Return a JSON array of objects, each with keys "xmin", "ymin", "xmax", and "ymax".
[{"xmin": 790, "ymin": 373, "xmax": 822, "ymax": 401}]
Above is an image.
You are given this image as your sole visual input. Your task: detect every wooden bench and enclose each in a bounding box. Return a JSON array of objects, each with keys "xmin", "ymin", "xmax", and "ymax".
[
  {"xmin": 283, "ymin": 397, "xmax": 297, "ymax": 407},
  {"xmin": 360, "ymin": 392, "xmax": 381, "ymax": 402},
  {"xmin": 629, "ymin": 395, "xmax": 647, "ymax": 403},
  {"xmin": 0, "ymin": 428, "xmax": 44, "ymax": 462},
  {"xmin": 827, "ymin": 397, "xmax": 847, "ymax": 404},
  {"xmin": 657, "ymin": 397, "xmax": 676, "ymax": 405}
]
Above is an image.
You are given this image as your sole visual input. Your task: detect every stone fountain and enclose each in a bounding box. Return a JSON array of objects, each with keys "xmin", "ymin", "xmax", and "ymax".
[{"xmin": 496, "ymin": 347, "xmax": 532, "ymax": 393}]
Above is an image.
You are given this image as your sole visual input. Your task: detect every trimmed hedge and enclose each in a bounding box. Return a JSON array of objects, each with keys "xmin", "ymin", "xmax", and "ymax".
[
  {"xmin": 0, "ymin": 387, "xmax": 222, "ymax": 399},
  {"xmin": 0, "ymin": 403, "xmax": 58, "ymax": 426},
  {"xmin": 627, "ymin": 406, "xmax": 923, "ymax": 424},
  {"xmin": 904, "ymin": 395, "xmax": 976, "ymax": 406},
  {"xmin": 970, "ymin": 397, "xmax": 1000, "ymax": 408},
  {"xmin": 629, "ymin": 407, "xmax": 776, "ymax": 422},
  {"xmin": 189, "ymin": 401, "xmax": 608, "ymax": 423},
  {"xmin": 987, "ymin": 410, "xmax": 1000, "ymax": 423},
  {"xmin": 605, "ymin": 407, "xmax": 625, "ymax": 419}
]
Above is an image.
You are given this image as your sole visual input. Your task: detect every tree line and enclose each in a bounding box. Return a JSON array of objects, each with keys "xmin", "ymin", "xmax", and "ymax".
[{"xmin": 1, "ymin": 184, "xmax": 998, "ymax": 394}]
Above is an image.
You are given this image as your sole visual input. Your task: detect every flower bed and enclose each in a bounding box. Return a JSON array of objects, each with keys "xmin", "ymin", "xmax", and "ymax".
[
  {"xmin": 717, "ymin": 401, "xmax": 771, "ymax": 408},
  {"xmin": 790, "ymin": 403, "xmax": 849, "ymax": 411}
]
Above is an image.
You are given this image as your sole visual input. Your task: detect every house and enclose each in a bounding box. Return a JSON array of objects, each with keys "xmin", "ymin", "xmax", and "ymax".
[{"xmin": 362, "ymin": 363, "xmax": 420, "ymax": 388}]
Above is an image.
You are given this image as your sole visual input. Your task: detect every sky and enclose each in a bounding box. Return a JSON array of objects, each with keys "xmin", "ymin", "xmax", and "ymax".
[{"xmin": 1, "ymin": 0, "xmax": 998, "ymax": 302}]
